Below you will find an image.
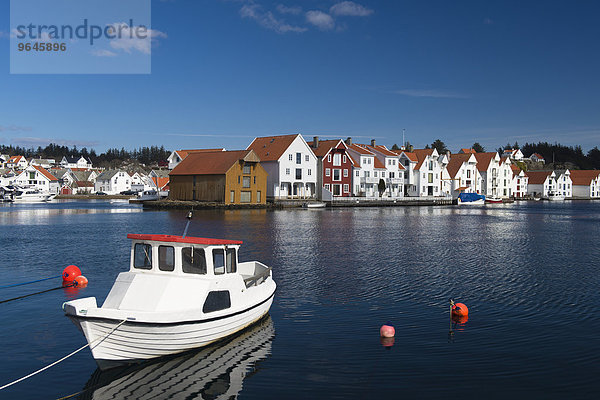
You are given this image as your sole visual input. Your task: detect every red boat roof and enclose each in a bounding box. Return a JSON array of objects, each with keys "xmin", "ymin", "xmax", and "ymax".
[{"xmin": 127, "ymin": 234, "xmax": 243, "ymax": 245}]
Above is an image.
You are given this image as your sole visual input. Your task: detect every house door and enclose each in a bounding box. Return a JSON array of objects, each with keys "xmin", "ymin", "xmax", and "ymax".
[
  {"xmin": 333, "ymin": 184, "xmax": 341, "ymax": 196},
  {"xmin": 428, "ymin": 186, "xmax": 433, "ymax": 196}
]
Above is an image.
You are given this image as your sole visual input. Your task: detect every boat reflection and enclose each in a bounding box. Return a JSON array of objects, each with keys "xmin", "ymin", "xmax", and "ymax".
[{"xmin": 79, "ymin": 316, "xmax": 275, "ymax": 400}]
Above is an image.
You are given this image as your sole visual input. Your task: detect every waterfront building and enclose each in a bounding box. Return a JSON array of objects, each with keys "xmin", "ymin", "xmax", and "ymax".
[
  {"xmin": 361, "ymin": 141, "xmax": 405, "ymax": 198},
  {"xmin": 306, "ymin": 138, "xmax": 354, "ymax": 199},
  {"xmin": 346, "ymin": 142, "xmax": 381, "ymax": 197},
  {"xmin": 0, "ymin": 168, "xmax": 16, "ymax": 186},
  {"xmin": 408, "ymin": 148, "xmax": 446, "ymax": 197},
  {"xmin": 525, "ymin": 170, "xmax": 555, "ymax": 197},
  {"xmin": 554, "ymin": 170, "xmax": 573, "ymax": 198},
  {"xmin": 169, "ymin": 149, "xmax": 266, "ymax": 204},
  {"xmin": 247, "ymin": 134, "xmax": 317, "ymax": 200},
  {"xmin": 60, "ymin": 156, "xmax": 93, "ymax": 170},
  {"xmin": 474, "ymin": 152, "xmax": 513, "ymax": 198},
  {"xmin": 95, "ymin": 170, "xmax": 132, "ymax": 194},
  {"xmin": 530, "ymin": 153, "xmax": 545, "ymax": 163},
  {"xmin": 510, "ymin": 164, "xmax": 529, "ymax": 198},
  {"xmin": 396, "ymin": 150, "xmax": 418, "ymax": 196},
  {"xmin": 570, "ymin": 170, "xmax": 600, "ymax": 198},
  {"xmin": 14, "ymin": 165, "xmax": 59, "ymax": 194},
  {"xmin": 502, "ymin": 148, "xmax": 524, "ymax": 160},
  {"xmin": 167, "ymin": 149, "xmax": 226, "ymax": 170},
  {"xmin": 29, "ymin": 158, "xmax": 56, "ymax": 169},
  {"xmin": 443, "ymin": 153, "xmax": 481, "ymax": 198},
  {"xmin": 6, "ymin": 155, "xmax": 28, "ymax": 170}
]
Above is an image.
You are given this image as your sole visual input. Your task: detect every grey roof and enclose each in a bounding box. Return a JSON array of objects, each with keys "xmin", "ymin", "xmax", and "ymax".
[
  {"xmin": 151, "ymin": 169, "xmax": 170, "ymax": 178},
  {"xmin": 71, "ymin": 170, "xmax": 94, "ymax": 181},
  {"xmin": 96, "ymin": 170, "xmax": 121, "ymax": 181}
]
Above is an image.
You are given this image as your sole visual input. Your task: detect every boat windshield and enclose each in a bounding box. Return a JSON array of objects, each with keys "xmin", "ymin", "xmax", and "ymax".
[
  {"xmin": 134, "ymin": 243, "xmax": 153, "ymax": 270},
  {"xmin": 182, "ymin": 247, "xmax": 207, "ymax": 275}
]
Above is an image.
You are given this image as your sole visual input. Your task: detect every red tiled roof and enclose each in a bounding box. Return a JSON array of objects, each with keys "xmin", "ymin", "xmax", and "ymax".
[
  {"xmin": 246, "ymin": 134, "xmax": 300, "ymax": 162},
  {"xmin": 374, "ymin": 158, "xmax": 386, "ymax": 169},
  {"xmin": 446, "ymin": 153, "xmax": 473, "ymax": 178},
  {"xmin": 531, "ymin": 153, "xmax": 544, "ymax": 159},
  {"xmin": 401, "ymin": 151, "xmax": 418, "ymax": 162},
  {"xmin": 33, "ymin": 165, "xmax": 58, "ymax": 181},
  {"xmin": 369, "ymin": 144, "xmax": 397, "ymax": 157},
  {"xmin": 176, "ymin": 149, "xmax": 225, "ymax": 161},
  {"xmin": 152, "ymin": 176, "xmax": 170, "ymax": 190},
  {"xmin": 348, "ymin": 154, "xmax": 360, "ymax": 167},
  {"xmin": 473, "ymin": 152, "xmax": 498, "ymax": 172},
  {"xmin": 525, "ymin": 170, "xmax": 553, "ymax": 184},
  {"xmin": 569, "ymin": 170, "xmax": 600, "ymax": 186},
  {"xmin": 349, "ymin": 143, "xmax": 375, "ymax": 155},
  {"xmin": 398, "ymin": 163, "xmax": 405, "ymax": 170},
  {"xmin": 460, "ymin": 148, "xmax": 476, "ymax": 154},
  {"xmin": 413, "ymin": 149, "xmax": 435, "ymax": 170},
  {"xmin": 170, "ymin": 150, "xmax": 258, "ymax": 176},
  {"xmin": 306, "ymin": 139, "xmax": 344, "ymax": 158}
]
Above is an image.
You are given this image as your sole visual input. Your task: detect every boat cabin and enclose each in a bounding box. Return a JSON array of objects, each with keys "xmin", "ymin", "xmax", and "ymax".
[{"xmin": 127, "ymin": 234, "xmax": 242, "ymax": 277}]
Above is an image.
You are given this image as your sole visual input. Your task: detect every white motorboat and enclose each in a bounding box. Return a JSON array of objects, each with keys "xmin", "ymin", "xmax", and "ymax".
[
  {"xmin": 137, "ymin": 190, "xmax": 159, "ymax": 201},
  {"xmin": 546, "ymin": 191, "xmax": 565, "ymax": 201},
  {"xmin": 302, "ymin": 201, "xmax": 326, "ymax": 208},
  {"xmin": 8, "ymin": 188, "xmax": 55, "ymax": 202},
  {"xmin": 63, "ymin": 231, "xmax": 276, "ymax": 369}
]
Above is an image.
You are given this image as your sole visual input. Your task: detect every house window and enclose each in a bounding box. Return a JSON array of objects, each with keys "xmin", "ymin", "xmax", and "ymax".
[
  {"xmin": 286, "ymin": 168, "xmax": 290, "ymax": 175},
  {"xmin": 193, "ymin": 176, "xmax": 197, "ymax": 186},
  {"xmin": 238, "ymin": 176, "xmax": 240, "ymax": 184},
  {"xmin": 243, "ymin": 176, "xmax": 251, "ymax": 188},
  {"xmin": 202, "ymin": 291, "xmax": 231, "ymax": 313},
  {"xmin": 240, "ymin": 191, "xmax": 251, "ymax": 203},
  {"xmin": 296, "ymin": 153, "xmax": 302, "ymax": 164},
  {"xmin": 257, "ymin": 191, "xmax": 261, "ymax": 203},
  {"xmin": 326, "ymin": 168, "xmax": 331, "ymax": 177},
  {"xmin": 381, "ymin": 172, "xmax": 385, "ymax": 178},
  {"xmin": 230, "ymin": 190, "xmax": 235, "ymax": 203},
  {"xmin": 343, "ymin": 169, "xmax": 348, "ymax": 177},
  {"xmin": 289, "ymin": 154, "xmax": 293, "ymax": 161},
  {"xmin": 390, "ymin": 172, "xmax": 395, "ymax": 178},
  {"xmin": 158, "ymin": 246, "xmax": 175, "ymax": 272},
  {"xmin": 343, "ymin": 184, "xmax": 349, "ymax": 192},
  {"xmin": 333, "ymin": 154, "xmax": 341, "ymax": 166},
  {"xmin": 429, "ymin": 161, "xmax": 433, "ymax": 170},
  {"xmin": 374, "ymin": 171, "xmax": 378, "ymax": 178},
  {"xmin": 29, "ymin": 171, "xmax": 35, "ymax": 180},
  {"xmin": 365, "ymin": 171, "xmax": 370, "ymax": 178},
  {"xmin": 328, "ymin": 154, "xmax": 331, "ymax": 162},
  {"xmin": 134, "ymin": 243, "xmax": 152, "ymax": 270},
  {"xmin": 356, "ymin": 170, "xmax": 360, "ymax": 177},
  {"xmin": 428, "ymin": 173, "xmax": 433, "ymax": 183},
  {"xmin": 368, "ymin": 158, "xmax": 372, "ymax": 164},
  {"xmin": 324, "ymin": 184, "xmax": 330, "ymax": 191},
  {"xmin": 343, "ymin": 155, "xmax": 347, "ymax": 163},
  {"xmin": 333, "ymin": 169, "xmax": 341, "ymax": 181},
  {"xmin": 254, "ymin": 176, "xmax": 256, "ymax": 184},
  {"xmin": 467, "ymin": 170, "xmax": 471, "ymax": 178},
  {"xmin": 305, "ymin": 155, "xmax": 309, "ymax": 162},
  {"xmin": 243, "ymin": 165, "xmax": 251, "ymax": 174},
  {"xmin": 308, "ymin": 169, "xmax": 312, "ymax": 176},
  {"xmin": 182, "ymin": 247, "xmax": 206, "ymax": 274},
  {"xmin": 296, "ymin": 169, "xmax": 302, "ymax": 180}
]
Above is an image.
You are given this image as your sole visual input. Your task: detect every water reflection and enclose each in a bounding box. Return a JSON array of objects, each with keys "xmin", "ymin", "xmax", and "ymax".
[{"xmin": 78, "ymin": 316, "xmax": 274, "ymax": 400}]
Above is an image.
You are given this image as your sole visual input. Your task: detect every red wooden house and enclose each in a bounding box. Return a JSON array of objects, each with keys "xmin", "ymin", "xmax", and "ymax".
[{"xmin": 307, "ymin": 137, "xmax": 354, "ymax": 198}]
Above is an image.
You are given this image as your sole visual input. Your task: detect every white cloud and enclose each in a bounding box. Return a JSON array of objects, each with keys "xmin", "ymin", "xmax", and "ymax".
[
  {"xmin": 393, "ymin": 89, "xmax": 469, "ymax": 99},
  {"xmin": 330, "ymin": 1, "xmax": 373, "ymax": 17},
  {"xmin": 107, "ymin": 23, "xmax": 167, "ymax": 55},
  {"xmin": 91, "ymin": 49, "xmax": 118, "ymax": 57},
  {"xmin": 305, "ymin": 10, "xmax": 335, "ymax": 31},
  {"xmin": 240, "ymin": 3, "xmax": 307, "ymax": 33},
  {"xmin": 10, "ymin": 137, "xmax": 99, "ymax": 147},
  {"xmin": 276, "ymin": 4, "xmax": 302, "ymax": 15},
  {"xmin": 0, "ymin": 125, "xmax": 32, "ymax": 132}
]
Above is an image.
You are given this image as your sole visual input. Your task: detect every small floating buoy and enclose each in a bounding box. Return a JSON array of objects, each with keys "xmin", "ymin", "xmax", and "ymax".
[
  {"xmin": 62, "ymin": 265, "xmax": 81, "ymax": 283},
  {"xmin": 380, "ymin": 337, "xmax": 395, "ymax": 348},
  {"xmin": 452, "ymin": 314, "xmax": 469, "ymax": 324},
  {"xmin": 73, "ymin": 275, "xmax": 88, "ymax": 288},
  {"xmin": 380, "ymin": 321, "xmax": 395, "ymax": 338},
  {"xmin": 451, "ymin": 302, "xmax": 469, "ymax": 317}
]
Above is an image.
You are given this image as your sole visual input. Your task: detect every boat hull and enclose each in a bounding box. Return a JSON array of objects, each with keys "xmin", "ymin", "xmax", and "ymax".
[
  {"xmin": 457, "ymin": 199, "xmax": 485, "ymax": 205},
  {"xmin": 71, "ymin": 294, "xmax": 274, "ymax": 369}
]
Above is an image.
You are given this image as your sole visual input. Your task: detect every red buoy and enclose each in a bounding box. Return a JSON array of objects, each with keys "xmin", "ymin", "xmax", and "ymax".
[
  {"xmin": 380, "ymin": 337, "xmax": 395, "ymax": 347},
  {"xmin": 380, "ymin": 322, "xmax": 395, "ymax": 338},
  {"xmin": 73, "ymin": 275, "xmax": 88, "ymax": 288},
  {"xmin": 62, "ymin": 265, "xmax": 81, "ymax": 283},
  {"xmin": 452, "ymin": 302, "xmax": 469, "ymax": 317}
]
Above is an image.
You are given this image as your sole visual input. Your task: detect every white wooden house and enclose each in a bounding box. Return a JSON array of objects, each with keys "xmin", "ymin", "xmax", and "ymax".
[
  {"xmin": 554, "ymin": 170, "xmax": 572, "ymax": 198},
  {"xmin": 94, "ymin": 170, "xmax": 132, "ymax": 194},
  {"xmin": 14, "ymin": 165, "xmax": 59, "ymax": 194},
  {"xmin": 525, "ymin": 170, "xmax": 555, "ymax": 197},
  {"xmin": 474, "ymin": 152, "xmax": 513, "ymax": 198},
  {"xmin": 570, "ymin": 170, "xmax": 600, "ymax": 198},
  {"xmin": 60, "ymin": 156, "xmax": 93, "ymax": 170},
  {"xmin": 346, "ymin": 143, "xmax": 379, "ymax": 197},
  {"xmin": 7, "ymin": 155, "xmax": 28, "ymax": 170},
  {"xmin": 530, "ymin": 153, "xmax": 545, "ymax": 163},
  {"xmin": 362, "ymin": 141, "xmax": 405, "ymax": 198},
  {"xmin": 247, "ymin": 134, "xmax": 317, "ymax": 199},
  {"xmin": 443, "ymin": 153, "xmax": 481, "ymax": 198},
  {"xmin": 510, "ymin": 165, "xmax": 528, "ymax": 198}
]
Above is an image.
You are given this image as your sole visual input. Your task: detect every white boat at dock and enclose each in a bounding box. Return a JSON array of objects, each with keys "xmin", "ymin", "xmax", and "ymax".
[
  {"xmin": 546, "ymin": 191, "xmax": 565, "ymax": 201},
  {"xmin": 63, "ymin": 231, "xmax": 276, "ymax": 369},
  {"xmin": 302, "ymin": 201, "xmax": 326, "ymax": 208},
  {"xmin": 457, "ymin": 192, "xmax": 486, "ymax": 205},
  {"xmin": 1, "ymin": 186, "xmax": 55, "ymax": 202}
]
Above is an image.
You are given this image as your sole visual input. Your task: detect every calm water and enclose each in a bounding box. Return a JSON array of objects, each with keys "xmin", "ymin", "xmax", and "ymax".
[{"xmin": 0, "ymin": 200, "xmax": 599, "ymax": 399}]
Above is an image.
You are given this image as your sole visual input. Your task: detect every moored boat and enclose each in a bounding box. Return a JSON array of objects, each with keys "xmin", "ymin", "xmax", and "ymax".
[
  {"xmin": 63, "ymin": 232, "xmax": 276, "ymax": 369},
  {"xmin": 8, "ymin": 188, "xmax": 55, "ymax": 202},
  {"xmin": 457, "ymin": 192, "xmax": 486, "ymax": 205},
  {"xmin": 485, "ymin": 197, "xmax": 503, "ymax": 204},
  {"xmin": 546, "ymin": 191, "xmax": 565, "ymax": 201},
  {"xmin": 302, "ymin": 201, "xmax": 326, "ymax": 208}
]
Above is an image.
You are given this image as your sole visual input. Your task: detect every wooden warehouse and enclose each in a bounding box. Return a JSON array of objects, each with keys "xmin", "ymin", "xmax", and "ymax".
[{"xmin": 169, "ymin": 150, "xmax": 267, "ymax": 204}]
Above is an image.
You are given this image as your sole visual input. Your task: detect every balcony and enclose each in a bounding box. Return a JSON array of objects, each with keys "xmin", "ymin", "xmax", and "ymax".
[
  {"xmin": 387, "ymin": 177, "xmax": 403, "ymax": 184},
  {"xmin": 360, "ymin": 177, "xmax": 378, "ymax": 184}
]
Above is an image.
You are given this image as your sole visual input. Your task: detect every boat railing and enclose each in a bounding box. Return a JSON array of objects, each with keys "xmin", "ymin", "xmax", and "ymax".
[{"xmin": 241, "ymin": 262, "xmax": 272, "ymax": 288}]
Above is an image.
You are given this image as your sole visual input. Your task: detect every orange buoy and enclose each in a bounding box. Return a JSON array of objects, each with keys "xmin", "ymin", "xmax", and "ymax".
[
  {"xmin": 62, "ymin": 265, "xmax": 81, "ymax": 283},
  {"xmin": 452, "ymin": 314, "xmax": 469, "ymax": 324},
  {"xmin": 73, "ymin": 275, "xmax": 88, "ymax": 288},
  {"xmin": 452, "ymin": 302, "xmax": 469, "ymax": 317},
  {"xmin": 380, "ymin": 322, "xmax": 395, "ymax": 338},
  {"xmin": 380, "ymin": 337, "xmax": 395, "ymax": 347}
]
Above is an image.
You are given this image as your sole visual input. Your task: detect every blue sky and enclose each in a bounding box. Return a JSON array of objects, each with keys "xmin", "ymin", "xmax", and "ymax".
[{"xmin": 1, "ymin": 0, "xmax": 599, "ymax": 153}]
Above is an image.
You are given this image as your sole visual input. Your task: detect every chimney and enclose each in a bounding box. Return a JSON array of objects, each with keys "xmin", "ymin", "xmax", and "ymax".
[
  {"xmin": 371, "ymin": 139, "xmax": 376, "ymax": 147},
  {"xmin": 313, "ymin": 136, "xmax": 319, "ymax": 149},
  {"xmin": 345, "ymin": 137, "xmax": 352, "ymax": 146},
  {"xmin": 408, "ymin": 144, "xmax": 414, "ymax": 152}
]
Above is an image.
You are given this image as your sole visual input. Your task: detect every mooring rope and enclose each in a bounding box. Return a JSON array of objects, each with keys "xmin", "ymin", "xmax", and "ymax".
[
  {"xmin": 0, "ymin": 319, "xmax": 127, "ymax": 391},
  {"xmin": 0, "ymin": 275, "xmax": 62, "ymax": 289},
  {"xmin": 0, "ymin": 284, "xmax": 74, "ymax": 305}
]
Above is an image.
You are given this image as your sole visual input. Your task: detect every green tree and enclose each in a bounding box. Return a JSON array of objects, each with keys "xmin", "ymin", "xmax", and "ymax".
[
  {"xmin": 378, "ymin": 179, "xmax": 386, "ymax": 196},
  {"xmin": 430, "ymin": 139, "xmax": 448, "ymax": 154},
  {"xmin": 391, "ymin": 143, "xmax": 400, "ymax": 150},
  {"xmin": 472, "ymin": 142, "xmax": 485, "ymax": 153}
]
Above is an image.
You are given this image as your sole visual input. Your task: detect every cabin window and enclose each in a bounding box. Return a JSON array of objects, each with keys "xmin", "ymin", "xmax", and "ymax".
[
  {"xmin": 226, "ymin": 248, "xmax": 237, "ymax": 273},
  {"xmin": 158, "ymin": 246, "xmax": 175, "ymax": 271},
  {"xmin": 202, "ymin": 290, "xmax": 231, "ymax": 313},
  {"xmin": 213, "ymin": 249, "xmax": 225, "ymax": 275},
  {"xmin": 134, "ymin": 243, "xmax": 153, "ymax": 270},
  {"xmin": 182, "ymin": 247, "xmax": 207, "ymax": 274}
]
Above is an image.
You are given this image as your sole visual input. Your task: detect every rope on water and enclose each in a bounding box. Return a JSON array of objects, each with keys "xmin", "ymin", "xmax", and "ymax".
[
  {"xmin": 0, "ymin": 319, "xmax": 127, "ymax": 391},
  {"xmin": 0, "ymin": 275, "xmax": 62, "ymax": 289},
  {"xmin": 0, "ymin": 284, "xmax": 74, "ymax": 305}
]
